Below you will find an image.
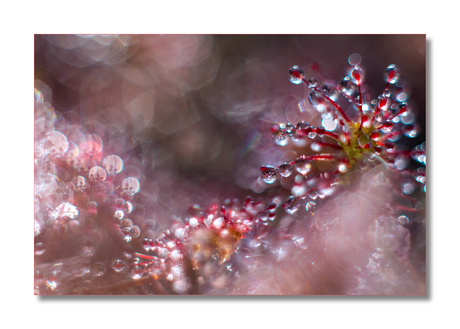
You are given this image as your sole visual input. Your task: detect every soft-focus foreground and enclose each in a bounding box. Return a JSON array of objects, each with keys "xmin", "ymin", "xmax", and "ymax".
[{"xmin": 34, "ymin": 35, "xmax": 426, "ymax": 295}]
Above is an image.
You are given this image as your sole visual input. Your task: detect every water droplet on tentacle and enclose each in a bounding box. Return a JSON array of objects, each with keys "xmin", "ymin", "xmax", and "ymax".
[
  {"xmin": 283, "ymin": 195, "xmax": 300, "ymax": 215},
  {"xmin": 351, "ymin": 66, "xmax": 364, "ymax": 84},
  {"xmin": 383, "ymin": 64, "xmax": 400, "ymax": 84},
  {"xmin": 322, "ymin": 84, "xmax": 339, "ymax": 101},
  {"xmin": 279, "ymin": 163, "xmax": 293, "ymax": 177},
  {"xmin": 112, "ymin": 259, "xmax": 126, "ymax": 273},
  {"xmin": 289, "ymin": 65, "xmax": 304, "ymax": 84},
  {"xmin": 305, "ymin": 201, "xmax": 316, "ymax": 213},
  {"xmin": 307, "ymin": 78, "xmax": 317, "ymax": 88},
  {"xmin": 260, "ymin": 165, "xmax": 278, "ymax": 184},
  {"xmin": 338, "ymin": 76, "xmax": 356, "ymax": 96},
  {"xmin": 271, "ymin": 124, "xmax": 289, "ymax": 146},
  {"xmin": 294, "ymin": 156, "xmax": 312, "ymax": 175}
]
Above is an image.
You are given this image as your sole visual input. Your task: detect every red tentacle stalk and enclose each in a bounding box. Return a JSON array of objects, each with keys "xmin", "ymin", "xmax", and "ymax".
[
  {"xmin": 312, "ymin": 87, "xmax": 353, "ymax": 126},
  {"xmin": 310, "ymin": 127, "xmax": 340, "ymax": 141},
  {"xmin": 313, "ymin": 140, "xmax": 343, "ymax": 151}
]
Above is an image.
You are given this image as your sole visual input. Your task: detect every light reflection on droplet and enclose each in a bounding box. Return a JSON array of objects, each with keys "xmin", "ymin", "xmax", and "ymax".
[
  {"xmin": 112, "ymin": 259, "xmax": 126, "ymax": 273},
  {"xmin": 305, "ymin": 201, "xmax": 316, "ymax": 213},
  {"xmin": 279, "ymin": 163, "xmax": 293, "ymax": 177},
  {"xmin": 260, "ymin": 166, "xmax": 278, "ymax": 184}
]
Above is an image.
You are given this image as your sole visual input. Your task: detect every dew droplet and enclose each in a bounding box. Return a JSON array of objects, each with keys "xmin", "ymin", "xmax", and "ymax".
[
  {"xmin": 129, "ymin": 265, "xmax": 144, "ymax": 279},
  {"xmin": 122, "ymin": 177, "xmax": 140, "ymax": 195},
  {"xmin": 383, "ymin": 64, "xmax": 400, "ymax": 84},
  {"xmin": 397, "ymin": 215, "xmax": 409, "ymax": 226},
  {"xmin": 89, "ymin": 166, "xmax": 107, "ymax": 183},
  {"xmin": 271, "ymin": 124, "xmax": 289, "ymax": 146},
  {"xmin": 279, "ymin": 163, "xmax": 293, "ymax": 177},
  {"xmin": 91, "ymin": 262, "xmax": 107, "ymax": 276},
  {"xmin": 308, "ymin": 90, "xmax": 326, "ymax": 109},
  {"xmin": 305, "ymin": 201, "xmax": 316, "ymax": 213},
  {"xmin": 338, "ymin": 76, "xmax": 356, "ymax": 96},
  {"xmin": 322, "ymin": 84, "xmax": 339, "ymax": 101},
  {"xmin": 338, "ymin": 163, "xmax": 348, "ymax": 173},
  {"xmin": 189, "ymin": 217, "xmax": 200, "ymax": 228},
  {"xmin": 34, "ymin": 242, "xmax": 46, "ymax": 255},
  {"xmin": 294, "ymin": 157, "xmax": 312, "ymax": 175},
  {"xmin": 171, "ymin": 249, "xmax": 182, "ymax": 261},
  {"xmin": 351, "ymin": 66, "xmax": 364, "ymax": 84},
  {"xmin": 289, "ymin": 65, "xmax": 304, "ymax": 84},
  {"xmin": 283, "ymin": 195, "xmax": 300, "ymax": 215},
  {"xmin": 142, "ymin": 238, "xmax": 151, "ymax": 251},
  {"xmin": 175, "ymin": 228, "xmax": 187, "ymax": 240},
  {"xmin": 284, "ymin": 122, "xmax": 296, "ymax": 135},
  {"xmin": 258, "ymin": 210, "xmax": 270, "ymax": 221},
  {"xmin": 403, "ymin": 125, "xmax": 419, "ymax": 138},
  {"xmin": 213, "ymin": 217, "xmax": 225, "ymax": 229},
  {"xmin": 307, "ymin": 78, "xmax": 317, "ymax": 88},
  {"xmin": 260, "ymin": 165, "xmax": 278, "ymax": 184},
  {"xmin": 112, "ymin": 259, "xmax": 126, "ymax": 273}
]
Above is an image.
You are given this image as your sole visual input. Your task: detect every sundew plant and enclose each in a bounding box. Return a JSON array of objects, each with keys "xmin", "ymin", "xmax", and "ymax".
[{"xmin": 34, "ymin": 35, "xmax": 426, "ymax": 295}]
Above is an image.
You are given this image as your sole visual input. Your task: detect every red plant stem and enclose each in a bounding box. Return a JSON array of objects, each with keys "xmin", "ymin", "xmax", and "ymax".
[
  {"xmin": 310, "ymin": 62, "xmax": 328, "ymax": 80},
  {"xmin": 134, "ymin": 252, "xmax": 156, "ymax": 260},
  {"xmin": 311, "ymin": 128, "xmax": 340, "ymax": 140},
  {"xmin": 379, "ymin": 130, "xmax": 402, "ymax": 142},
  {"xmin": 314, "ymin": 140, "xmax": 343, "ymax": 150},
  {"xmin": 387, "ymin": 106, "xmax": 407, "ymax": 122},
  {"xmin": 311, "ymin": 86, "xmax": 353, "ymax": 126},
  {"xmin": 289, "ymin": 154, "xmax": 337, "ymax": 164},
  {"xmin": 342, "ymin": 93, "xmax": 361, "ymax": 111},
  {"xmin": 357, "ymin": 83, "xmax": 363, "ymax": 114},
  {"xmin": 395, "ymin": 206, "xmax": 425, "ymax": 213}
]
